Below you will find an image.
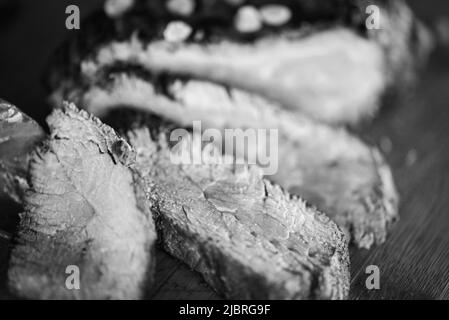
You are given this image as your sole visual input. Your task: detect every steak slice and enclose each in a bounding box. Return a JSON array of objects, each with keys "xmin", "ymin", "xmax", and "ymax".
[
  {"xmin": 126, "ymin": 124, "xmax": 350, "ymax": 299},
  {"xmin": 0, "ymin": 100, "xmax": 46, "ymax": 203},
  {"xmin": 6, "ymin": 104, "xmax": 156, "ymax": 299}
]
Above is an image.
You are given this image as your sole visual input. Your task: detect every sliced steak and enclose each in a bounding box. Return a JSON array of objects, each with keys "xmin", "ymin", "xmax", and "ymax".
[
  {"xmin": 127, "ymin": 123, "xmax": 350, "ymax": 299},
  {"xmin": 6, "ymin": 104, "xmax": 156, "ymax": 299},
  {"xmin": 2, "ymin": 103, "xmax": 350, "ymax": 299}
]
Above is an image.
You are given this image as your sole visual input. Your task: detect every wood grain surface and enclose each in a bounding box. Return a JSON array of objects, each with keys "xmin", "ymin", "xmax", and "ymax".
[{"xmin": 1, "ymin": 0, "xmax": 448, "ymax": 300}]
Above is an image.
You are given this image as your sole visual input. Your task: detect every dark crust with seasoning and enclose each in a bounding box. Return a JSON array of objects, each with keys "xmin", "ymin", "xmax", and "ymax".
[{"xmin": 46, "ymin": 0, "xmax": 432, "ymax": 99}]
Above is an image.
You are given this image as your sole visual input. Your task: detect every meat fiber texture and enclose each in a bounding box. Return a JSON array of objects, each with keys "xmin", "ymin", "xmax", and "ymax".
[
  {"xmin": 127, "ymin": 125, "xmax": 350, "ymax": 299},
  {"xmin": 7, "ymin": 104, "xmax": 156, "ymax": 299}
]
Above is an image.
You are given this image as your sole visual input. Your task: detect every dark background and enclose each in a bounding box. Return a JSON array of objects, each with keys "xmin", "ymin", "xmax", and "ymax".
[{"xmin": 1, "ymin": 0, "xmax": 449, "ymax": 299}]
